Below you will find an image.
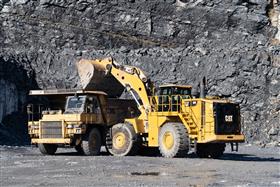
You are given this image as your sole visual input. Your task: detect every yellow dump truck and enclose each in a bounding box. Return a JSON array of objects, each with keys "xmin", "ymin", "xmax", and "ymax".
[
  {"xmin": 28, "ymin": 57, "xmax": 245, "ymax": 158},
  {"xmin": 28, "ymin": 89, "xmax": 137, "ymax": 155}
]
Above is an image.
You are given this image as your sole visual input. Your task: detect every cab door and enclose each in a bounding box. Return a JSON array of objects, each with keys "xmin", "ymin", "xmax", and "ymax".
[
  {"xmin": 158, "ymin": 87, "xmax": 172, "ymax": 112},
  {"xmin": 85, "ymin": 96, "xmax": 103, "ymax": 124}
]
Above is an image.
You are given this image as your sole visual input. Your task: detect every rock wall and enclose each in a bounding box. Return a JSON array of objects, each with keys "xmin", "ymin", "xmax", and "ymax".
[{"xmin": 0, "ymin": 0, "xmax": 279, "ymax": 146}]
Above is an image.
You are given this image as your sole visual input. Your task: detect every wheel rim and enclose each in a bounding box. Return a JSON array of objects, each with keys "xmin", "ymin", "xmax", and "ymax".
[
  {"xmin": 113, "ymin": 132, "xmax": 126, "ymax": 149},
  {"xmin": 163, "ymin": 131, "xmax": 174, "ymax": 150}
]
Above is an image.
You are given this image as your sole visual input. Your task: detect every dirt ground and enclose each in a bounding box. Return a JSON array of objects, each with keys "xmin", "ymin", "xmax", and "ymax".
[{"xmin": 0, "ymin": 144, "xmax": 279, "ymax": 187}]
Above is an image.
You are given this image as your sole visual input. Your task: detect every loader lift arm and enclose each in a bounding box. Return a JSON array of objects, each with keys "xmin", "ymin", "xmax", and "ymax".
[{"xmin": 77, "ymin": 57, "xmax": 154, "ymax": 121}]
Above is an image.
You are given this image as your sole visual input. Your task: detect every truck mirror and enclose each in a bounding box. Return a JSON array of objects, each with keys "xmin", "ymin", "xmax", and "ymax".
[{"xmin": 27, "ymin": 104, "xmax": 33, "ymax": 114}]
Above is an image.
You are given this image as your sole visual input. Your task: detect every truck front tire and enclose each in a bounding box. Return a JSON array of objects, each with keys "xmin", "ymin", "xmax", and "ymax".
[{"xmin": 38, "ymin": 143, "xmax": 58, "ymax": 155}]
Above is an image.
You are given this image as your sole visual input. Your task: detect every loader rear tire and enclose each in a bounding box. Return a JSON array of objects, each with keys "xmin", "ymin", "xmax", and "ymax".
[
  {"xmin": 196, "ymin": 143, "xmax": 225, "ymax": 159},
  {"xmin": 81, "ymin": 128, "xmax": 102, "ymax": 156},
  {"xmin": 38, "ymin": 144, "xmax": 58, "ymax": 155},
  {"xmin": 159, "ymin": 123, "xmax": 189, "ymax": 158},
  {"xmin": 106, "ymin": 123, "xmax": 139, "ymax": 156},
  {"xmin": 209, "ymin": 143, "xmax": 225, "ymax": 158}
]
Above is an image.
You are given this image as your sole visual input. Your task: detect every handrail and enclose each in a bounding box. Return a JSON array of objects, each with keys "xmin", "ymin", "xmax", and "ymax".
[{"xmin": 149, "ymin": 95, "xmax": 193, "ymax": 112}]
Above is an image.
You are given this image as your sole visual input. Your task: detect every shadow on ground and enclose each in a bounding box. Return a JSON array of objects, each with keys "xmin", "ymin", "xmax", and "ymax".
[
  {"xmin": 219, "ymin": 153, "xmax": 280, "ymax": 162},
  {"xmin": 54, "ymin": 151, "xmax": 280, "ymax": 162}
]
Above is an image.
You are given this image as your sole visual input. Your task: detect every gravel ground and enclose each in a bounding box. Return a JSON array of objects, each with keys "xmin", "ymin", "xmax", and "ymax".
[{"xmin": 0, "ymin": 144, "xmax": 279, "ymax": 187}]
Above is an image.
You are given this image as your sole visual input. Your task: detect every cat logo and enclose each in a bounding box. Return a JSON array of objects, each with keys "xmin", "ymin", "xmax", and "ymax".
[{"xmin": 225, "ymin": 115, "xmax": 233, "ymax": 122}]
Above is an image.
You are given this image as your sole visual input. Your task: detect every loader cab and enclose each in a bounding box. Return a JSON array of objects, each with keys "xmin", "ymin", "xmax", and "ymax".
[{"xmin": 158, "ymin": 85, "xmax": 192, "ymax": 112}]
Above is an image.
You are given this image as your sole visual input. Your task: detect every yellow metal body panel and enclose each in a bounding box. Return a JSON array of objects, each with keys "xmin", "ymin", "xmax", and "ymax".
[
  {"xmin": 200, "ymin": 135, "xmax": 245, "ymax": 143},
  {"xmin": 144, "ymin": 97, "xmax": 245, "ymax": 146},
  {"xmin": 126, "ymin": 118, "xmax": 145, "ymax": 133},
  {"xmin": 32, "ymin": 138, "xmax": 71, "ymax": 144},
  {"xmin": 147, "ymin": 115, "xmax": 169, "ymax": 146},
  {"xmin": 42, "ymin": 113, "xmax": 104, "ymax": 125},
  {"xmin": 159, "ymin": 84, "xmax": 192, "ymax": 89},
  {"xmin": 29, "ymin": 113, "xmax": 101, "ymax": 144}
]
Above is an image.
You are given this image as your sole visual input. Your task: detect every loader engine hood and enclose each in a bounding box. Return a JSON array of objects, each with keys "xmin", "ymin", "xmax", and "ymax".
[{"xmin": 213, "ymin": 102, "xmax": 241, "ymax": 135}]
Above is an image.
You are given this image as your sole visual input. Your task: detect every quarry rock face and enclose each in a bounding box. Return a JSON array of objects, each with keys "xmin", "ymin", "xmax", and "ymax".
[{"xmin": 0, "ymin": 0, "xmax": 279, "ymax": 145}]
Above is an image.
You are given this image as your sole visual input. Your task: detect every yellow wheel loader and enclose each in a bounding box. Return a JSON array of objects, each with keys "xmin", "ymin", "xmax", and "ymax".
[{"xmin": 74, "ymin": 58, "xmax": 245, "ymax": 158}]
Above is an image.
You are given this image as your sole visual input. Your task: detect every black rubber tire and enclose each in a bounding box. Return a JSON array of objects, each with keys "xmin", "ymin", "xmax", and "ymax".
[
  {"xmin": 106, "ymin": 123, "xmax": 139, "ymax": 156},
  {"xmin": 209, "ymin": 143, "xmax": 226, "ymax": 158},
  {"xmin": 138, "ymin": 146, "xmax": 160, "ymax": 157},
  {"xmin": 159, "ymin": 122, "xmax": 189, "ymax": 158},
  {"xmin": 81, "ymin": 128, "xmax": 102, "ymax": 156},
  {"xmin": 196, "ymin": 144, "xmax": 208, "ymax": 158},
  {"xmin": 196, "ymin": 143, "xmax": 225, "ymax": 159},
  {"xmin": 74, "ymin": 145, "xmax": 84, "ymax": 155},
  {"xmin": 38, "ymin": 144, "xmax": 58, "ymax": 155}
]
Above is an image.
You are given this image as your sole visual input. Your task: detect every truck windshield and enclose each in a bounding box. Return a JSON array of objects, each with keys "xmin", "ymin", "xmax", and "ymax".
[{"xmin": 65, "ymin": 96, "xmax": 86, "ymax": 113}]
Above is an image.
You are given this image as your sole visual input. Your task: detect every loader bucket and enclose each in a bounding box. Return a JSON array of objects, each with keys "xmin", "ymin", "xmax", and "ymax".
[{"xmin": 76, "ymin": 58, "xmax": 124, "ymax": 97}]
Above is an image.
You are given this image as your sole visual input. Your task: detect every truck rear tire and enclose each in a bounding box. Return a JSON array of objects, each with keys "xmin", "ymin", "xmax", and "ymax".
[
  {"xmin": 106, "ymin": 123, "xmax": 139, "ymax": 156},
  {"xmin": 74, "ymin": 145, "xmax": 84, "ymax": 155},
  {"xmin": 159, "ymin": 122, "xmax": 189, "ymax": 158},
  {"xmin": 38, "ymin": 143, "xmax": 58, "ymax": 155},
  {"xmin": 82, "ymin": 128, "xmax": 102, "ymax": 156},
  {"xmin": 196, "ymin": 143, "xmax": 225, "ymax": 158}
]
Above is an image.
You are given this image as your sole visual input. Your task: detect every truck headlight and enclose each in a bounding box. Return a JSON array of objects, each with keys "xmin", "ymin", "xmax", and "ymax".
[
  {"xmin": 75, "ymin": 128, "xmax": 82, "ymax": 134},
  {"xmin": 66, "ymin": 124, "xmax": 74, "ymax": 129},
  {"xmin": 32, "ymin": 125, "xmax": 39, "ymax": 129},
  {"xmin": 29, "ymin": 125, "xmax": 39, "ymax": 129}
]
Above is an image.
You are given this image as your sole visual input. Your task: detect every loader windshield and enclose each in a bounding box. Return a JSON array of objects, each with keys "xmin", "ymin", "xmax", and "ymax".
[
  {"xmin": 159, "ymin": 86, "xmax": 191, "ymax": 98},
  {"xmin": 65, "ymin": 96, "xmax": 86, "ymax": 113}
]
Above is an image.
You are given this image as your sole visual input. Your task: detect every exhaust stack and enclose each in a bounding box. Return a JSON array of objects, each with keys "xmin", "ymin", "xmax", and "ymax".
[{"xmin": 200, "ymin": 77, "xmax": 207, "ymax": 98}]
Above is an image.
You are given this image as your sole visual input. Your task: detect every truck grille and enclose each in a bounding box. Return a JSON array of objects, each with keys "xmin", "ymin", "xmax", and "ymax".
[
  {"xmin": 213, "ymin": 103, "xmax": 241, "ymax": 135},
  {"xmin": 40, "ymin": 121, "xmax": 63, "ymax": 138}
]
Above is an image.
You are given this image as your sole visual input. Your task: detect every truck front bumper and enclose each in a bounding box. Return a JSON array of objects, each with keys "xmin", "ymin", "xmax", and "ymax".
[{"xmin": 31, "ymin": 138, "xmax": 71, "ymax": 144}]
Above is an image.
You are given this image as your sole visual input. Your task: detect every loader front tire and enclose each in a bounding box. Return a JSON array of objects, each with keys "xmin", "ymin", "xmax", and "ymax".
[
  {"xmin": 159, "ymin": 123, "xmax": 189, "ymax": 158},
  {"xmin": 82, "ymin": 128, "xmax": 102, "ymax": 156},
  {"xmin": 38, "ymin": 143, "xmax": 58, "ymax": 155},
  {"xmin": 106, "ymin": 123, "xmax": 139, "ymax": 156}
]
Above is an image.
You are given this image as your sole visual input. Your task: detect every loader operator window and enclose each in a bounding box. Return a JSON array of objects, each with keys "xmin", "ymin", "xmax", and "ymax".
[
  {"xmin": 158, "ymin": 88, "xmax": 171, "ymax": 112},
  {"xmin": 173, "ymin": 88, "xmax": 191, "ymax": 99},
  {"xmin": 158, "ymin": 87, "xmax": 192, "ymax": 111},
  {"xmin": 64, "ymin": 96, "xmax": 86, "ymax": 114}
]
